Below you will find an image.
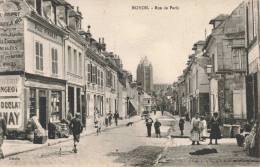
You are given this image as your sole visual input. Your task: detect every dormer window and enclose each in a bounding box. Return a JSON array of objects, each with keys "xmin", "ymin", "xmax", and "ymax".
[
  {"xmin": 56, "ymin": 6, "xmax": 68, "ymax": 27},
  {"xmin": 43, "ymin": 1, "xmax": 56, "ymax": 24},
  {"xmin": 26, "ymin": 0, "xmax": 42, "ymax": 16},
  {"xmin": 69, "ymin": 7, "xmax": 83, "ymax": 32}
]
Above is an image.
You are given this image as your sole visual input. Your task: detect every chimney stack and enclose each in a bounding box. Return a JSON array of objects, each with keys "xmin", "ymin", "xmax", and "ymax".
[
  {"xmin": 102, "ymin": 38, "xmax": 104, "ymax": 43},
  {"xmin": 99, "ymin": 38, "xmax": 101, "ymax": 43}
]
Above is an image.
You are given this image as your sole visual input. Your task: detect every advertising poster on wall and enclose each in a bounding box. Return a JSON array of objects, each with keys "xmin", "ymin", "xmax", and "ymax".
[{"xmin": 0, "ymin": 0, "xmax": 28, "ymax": 71}]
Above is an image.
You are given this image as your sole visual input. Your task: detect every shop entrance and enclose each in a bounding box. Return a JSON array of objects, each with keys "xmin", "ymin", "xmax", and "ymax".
[
  {"xmin": 39, "ymin": 90, "xmax": 47, "ymax": 129},
  {"xmin": 68, "ymin": 86, "xmax": 74, "ymax": 116}
]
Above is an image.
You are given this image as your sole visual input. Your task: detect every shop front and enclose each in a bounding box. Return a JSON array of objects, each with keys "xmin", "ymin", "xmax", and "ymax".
[{"xmin": 25, "ymin": 73, "xmax": 66, "ymax": 130}]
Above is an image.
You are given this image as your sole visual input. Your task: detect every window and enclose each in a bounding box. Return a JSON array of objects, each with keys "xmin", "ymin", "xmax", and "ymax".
[
  {"xmin": 29, "ymin": 89, "xmax": 36, "ymax": 118},
  {"xmin": 92, "ymin": 66, "xmax": 96, "ymax": 83},
  {"xmin": 78, "ymin": 52, "xmax": 82, "ymax": 76},
  {"xmin": 232, "ymin": 49, "xmax": 246, "ymax": 70},
  {"xmin": 101, "ymin": 71, "xmax": 104, "ymax": 87},
  {"xmin": 95, "ymin": 66, "xmax": 98, "ymax": 84},
  {"xmin": 51, "ymin": 48, "xmax": 58, "ymax": 74},
  {"xmin": 97, "ymin": 69, "xmax": 100, "ymax": 85},
  {"xmin": 26, "ymin": 0, "xmax": 42, "ymax": 15},
  {"xmin": 87, "ymin": 64, "xmax": 92, "ymax": 83},
  {"xmin": 36, "ymin": 0, "xmax": 42, "ymax": 15},
  {"xmin": 68, "ymin": 46, "xmax": 72, "ymax": 72},
  {"xmin": 36, "ymin": 41, "xmax": 43, "ymax": 71},
  {"xmin": 74, "ymin": 50, "xmax": 77, "ymax": 74},
  {"xmin": 51, "ymin": 91, "xmax": 61, "ymax": 122}
]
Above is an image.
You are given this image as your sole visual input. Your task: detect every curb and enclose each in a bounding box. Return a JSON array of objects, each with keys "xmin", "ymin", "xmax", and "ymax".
[
  {"xmin": 153, "ymin": 121, "xmax": 173, "ymax": 166},
  {"xmin": 4, "ymin": 118, "xmax": 142, "ymax": 158}
]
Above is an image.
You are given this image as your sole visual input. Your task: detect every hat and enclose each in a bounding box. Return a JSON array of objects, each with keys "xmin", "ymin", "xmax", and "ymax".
[
  {"xmin": 75, "ymin": 113, "xmax": 81, "ymax": 117},
  {"xmin": 200, "ymin": 116, "xmax": 205, "ymax": 119},
  {"xmin": 213, "ymin": 112, "xmax": 218, "ymax": 115}
]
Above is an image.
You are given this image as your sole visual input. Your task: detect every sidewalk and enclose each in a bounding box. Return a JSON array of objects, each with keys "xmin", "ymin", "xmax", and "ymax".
[{"xmin": 2, "ymin": 115, "xmax": 142, "ymax": 158}]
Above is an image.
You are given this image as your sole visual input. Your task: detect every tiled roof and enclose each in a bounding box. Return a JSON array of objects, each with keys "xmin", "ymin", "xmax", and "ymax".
[
  {"xmin": 69, "ymin": 10, "xmax": 83, "ymax": 19},
  {"xmin": 209, "ymin": 14, "xmax": 229, "ymax": 24}
]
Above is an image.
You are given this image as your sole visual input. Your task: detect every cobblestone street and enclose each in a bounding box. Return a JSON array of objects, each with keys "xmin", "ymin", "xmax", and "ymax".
[{"xmin": 0, "ymin": 113, "xmax": 172, "ymax": 167}]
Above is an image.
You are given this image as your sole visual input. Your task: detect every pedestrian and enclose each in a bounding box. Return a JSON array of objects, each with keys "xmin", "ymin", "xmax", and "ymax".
[
  {"xmin": 145, "ymin": 115, "xmax": 154, "ymax": 137},
  {"xmin": 154, "ymin": 118, "xmax": 161, "ymax": 138},
  {"xmin": 69, "ymin": 113, "xmax": 83, "ymax": 153},
  {"xmin": 161, "ymin": 110, "xmax": 164, "ymax": 116},
  {"xmin": 154, "ymin": 110, "xmax": 156, "ymax": 115},
  {"xmin": 114, "ymin": 111, "xmax": 119, "ymax": 126},
  {"xmin": 185, "ymin": 112, "xmax": 190, "ymax": 121},
  {"xmin": 209, "ymin": 112, "xmax": 221, "ymax": 145},
  {"xmin": 94, "ymin": 107, "xmax": 98, "ymax": 123},
  {"xmin": 190, "ymin": 113, "xmax": 201, "ymax": 145},
  {"xmin": 105, "ymin": 113, "xmax": 109, "ymax": 127},
  {"xmin": 0, "ymin": 117, "xmax": 7, "ymax": 159},
  {"xmin": 95, "ymin": 114, "xmax": 102, "ymax": 135},
  {"xmin": 108, "ymin": 111, "xmax": 112, "ymax": 126},
  {"xmin": 200, "ymin": 116, "xmax": 207, "ymax": 141},
  {"xmin": 179, "ymin": 115, "xmax": 185, "ymax": 136}
]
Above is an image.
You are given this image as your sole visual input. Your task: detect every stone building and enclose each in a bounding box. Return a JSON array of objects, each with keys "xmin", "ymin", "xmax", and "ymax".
[
  {"xmin": 183, "ymin": 41, "xmax": 210, "ymax": 117},
  {"xmin": 204, "ymin": 2, "xmax": 247, "ymax": 120},
  {"xmin": 136, "ymin": 56, "xmax": 153, "ymax": 95}
]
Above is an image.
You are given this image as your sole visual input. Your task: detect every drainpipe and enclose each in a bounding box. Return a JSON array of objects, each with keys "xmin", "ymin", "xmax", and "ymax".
[{"xmin": 63, "ymin": 33, "xmax": 69, "ymax": 119}]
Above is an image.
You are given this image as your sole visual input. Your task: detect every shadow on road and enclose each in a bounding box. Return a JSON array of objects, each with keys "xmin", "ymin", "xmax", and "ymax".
[{"xmin": 108, "ymin": 145, "xmax": 164, "ymax": 167}]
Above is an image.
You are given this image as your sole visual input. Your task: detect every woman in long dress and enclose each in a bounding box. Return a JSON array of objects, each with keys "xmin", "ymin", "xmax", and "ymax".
[
  {"xmin": 209, "ymin": 112, "xmax": 221, "ymax": 145},
  {"xmin": 190, "ymin": 113, "xmax": 201, "ymax": 145}
]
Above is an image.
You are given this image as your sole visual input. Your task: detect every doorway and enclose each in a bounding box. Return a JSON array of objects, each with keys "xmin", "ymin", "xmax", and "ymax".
[{"xmin": 39, "ymin": 90, "xmax": 47, "ymax": 129}]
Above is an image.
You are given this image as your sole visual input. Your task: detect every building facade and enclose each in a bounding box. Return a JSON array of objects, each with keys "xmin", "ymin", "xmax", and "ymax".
[
  {"xmin": 0, "ymin": 0, "xmax": 136, "ymax": 134},
  {"xmin": 204, "ymin": 3, "xmax": 247, "ymax": 121}
]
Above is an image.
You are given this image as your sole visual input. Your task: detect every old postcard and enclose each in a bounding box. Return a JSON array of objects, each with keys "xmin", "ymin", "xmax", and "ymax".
[{"xmin": 0, "ymin": 0, "xmax": 259, "ymax": 167}]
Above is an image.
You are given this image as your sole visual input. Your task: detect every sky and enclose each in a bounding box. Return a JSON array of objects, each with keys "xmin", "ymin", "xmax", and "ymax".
[{"xmin": 67, "ymin": 0, "xmax": 244, "ymax": 84}]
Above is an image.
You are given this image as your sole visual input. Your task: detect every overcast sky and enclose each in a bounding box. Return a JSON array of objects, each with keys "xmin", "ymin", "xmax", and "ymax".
[{"xmin": 67, "ymin": 0, "xmax": 243, "ymax": 84}]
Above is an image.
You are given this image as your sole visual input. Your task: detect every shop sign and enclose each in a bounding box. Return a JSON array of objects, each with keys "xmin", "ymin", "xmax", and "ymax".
[
  {"xmin": 27, "ymin": 20, "xmax": 63, "ymax": 44},
  {"xmin": 0, "ymin": 98, "xmax": 22, "ymax": 129},
  {"xmin": 0, "ymin": 0, "xmax": 28, "ymax": 71},
  {"xmin": 0, "ymin": 75, "xmax": 22, "ymax": 97}
]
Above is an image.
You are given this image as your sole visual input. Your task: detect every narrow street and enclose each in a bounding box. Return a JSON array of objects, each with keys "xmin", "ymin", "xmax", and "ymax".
[{"xmin": 0, "ymin": 113, "xmax": 173, "ymax": 167}]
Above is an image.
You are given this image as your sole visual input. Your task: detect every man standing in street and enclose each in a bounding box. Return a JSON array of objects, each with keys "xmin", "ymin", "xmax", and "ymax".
[
  {"xmin": 114, "ymin": 111, "xmax": 119, "ymax": 126},
  {"xmin": 145, "ymin": 115, "xmax": 154, "ymax": 137},
  {"xmin": 108, "ymin": 111, "xmax": 112, "ymax": 126},
  {"xmin": 69, "ymin": 113, "xmax": 83, "ymax": 153},
  {"xmin": 0, "ymin": 117, "xmax": 7, "ymax": 159}
]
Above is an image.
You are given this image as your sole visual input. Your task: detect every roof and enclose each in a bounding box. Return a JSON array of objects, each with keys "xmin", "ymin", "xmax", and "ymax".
[
  {"xmin": 69, "ymin": 10, "xmax": 83, "ymax": 19},
  {"xmin": 209, "ymin": 14, "xmax": 229, "ymax": 24},
  {"xmin": 143, "ymin": 92, "xmax": 151, "ymax": 99},
  {"xmin": 194, "ymin": 40, "xmax": 205, "ymax": 46}
]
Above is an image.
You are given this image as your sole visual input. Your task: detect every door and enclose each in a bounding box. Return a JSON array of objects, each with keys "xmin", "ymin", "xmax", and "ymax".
[{"xmin": 39, "ymin": 97, "xmax": 47, "ymax": 129}]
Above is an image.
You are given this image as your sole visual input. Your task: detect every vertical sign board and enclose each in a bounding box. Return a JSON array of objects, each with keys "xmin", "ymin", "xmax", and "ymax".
[
  {"xmin": 0, "ymin": 75, "xmax": 23, "ymax": 129},
  {"xmin": 0, "ymin": 0, "xmax": 28, "ymax": 71}
]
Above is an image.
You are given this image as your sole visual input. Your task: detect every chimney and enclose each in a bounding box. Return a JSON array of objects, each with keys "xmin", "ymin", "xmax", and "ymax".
[
  {"xmin": 102, "ymin": 38, "xmax": 104, "ymax": 43},
  {"xmin": 99, "ymin": 38, "xmax": 101, "ymax": 43}
]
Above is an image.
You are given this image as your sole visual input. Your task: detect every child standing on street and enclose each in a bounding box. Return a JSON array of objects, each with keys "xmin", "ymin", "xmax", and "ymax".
[
  {"xmin": 200, "ymin": 116, "xmax": 207, "ymax": 141},
  {"xmin": 95, "ymin": 115, "xmax": 102, "ymax": 135},
  {"xmin": 179, "ymin": 115, "xmax": 185, "ymax": 136},
  {"xmin": 154, "ymin": 118, "xmax": 161, "ymax": 138}
]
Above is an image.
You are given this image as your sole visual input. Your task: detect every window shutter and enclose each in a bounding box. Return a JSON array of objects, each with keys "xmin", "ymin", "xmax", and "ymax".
[{"xmin": 95, "ymin": 66, "xmax": 98, "ymax": 84}]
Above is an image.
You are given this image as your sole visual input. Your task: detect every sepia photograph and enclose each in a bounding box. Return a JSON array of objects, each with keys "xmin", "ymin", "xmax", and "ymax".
[{"xmin": 0, "ymin": 0, "xmax": 260, "ymax": 166}]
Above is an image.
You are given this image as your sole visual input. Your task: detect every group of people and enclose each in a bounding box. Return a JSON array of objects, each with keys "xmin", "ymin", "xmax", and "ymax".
[
  {"xmin": 188, "ymin": 112, "xmax": 221, "ymax": 145},
  {"xmin": 94, "ymin": 108, "xmax": 120, "ymax": 135},
  {"xmin": 145, "ymin": 115, "xmax": 162, "ymax": 138}
]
